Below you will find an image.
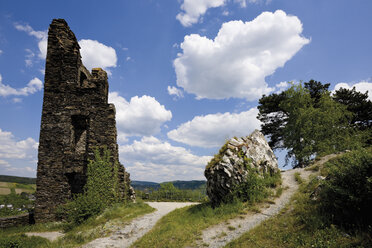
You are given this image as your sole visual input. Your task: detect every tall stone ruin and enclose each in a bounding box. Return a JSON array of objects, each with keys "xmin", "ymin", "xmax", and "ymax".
[{"xmin": 35, "ymin": 19, "xmax": 134, "ymax": 222}]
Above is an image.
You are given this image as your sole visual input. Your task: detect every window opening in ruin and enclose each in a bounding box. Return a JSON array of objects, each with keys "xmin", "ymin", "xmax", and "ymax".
[
  {"xmin": 71, "ymin": 115, "xmax": 88, "ymax": 153},
  {"xmin": 65, "ymin": 172, "xmax": 85, "ymax": 196},
  {"xmin": 79, "ymin": 70, "xmax": 87, "ymax": 86}
]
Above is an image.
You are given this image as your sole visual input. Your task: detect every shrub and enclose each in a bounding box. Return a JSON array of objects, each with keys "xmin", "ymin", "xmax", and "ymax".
[
  {"xmin": 319, "ymin": 148, "xmax": 372, "ymax": 230},
  {"xmin": 58, "ymin": 148, "xmax": 122, "ymax": 226},
  {"xmin": 0, "ymin": 234, "xmax": 50, "ymax": 248},
  {"xmin": 231, "ymin": 169, "xmax": 281, "ymax": 204}
]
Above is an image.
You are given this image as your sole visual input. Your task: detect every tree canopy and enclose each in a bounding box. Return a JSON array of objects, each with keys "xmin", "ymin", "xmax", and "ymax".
[{"xmin": 257, "ymin": 80, "xmax": 370, "ymax": 167}]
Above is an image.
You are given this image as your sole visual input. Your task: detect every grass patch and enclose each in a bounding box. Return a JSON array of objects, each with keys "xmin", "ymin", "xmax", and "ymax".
[
  {"xmin": 132, "ymin": 169, "xmax": 282, "ymax": 248},
  {"xmin": 294, "ymin": 172, "xmax": 303, "ymax": 184},
  {"xmin": 224, "ymin": 174, "xmax": 372, "ymax": 248},
  {"xmin": 0, "ymin": 234, "xmax": 51, "ymax": 248},
  {"xmin": 274, "ymin": 186, "xmax": 284, "ymax": 197},
  {"xmin": 131, "ymin": 201, "xmax": 247, "ymax": 248},
  {"xmin": 305, "ymin": 164, "xmax": 320, "ymax": 172},
  {"xmin": 0, "ymin": 201, "xmax": 154, "ymax": 248}
]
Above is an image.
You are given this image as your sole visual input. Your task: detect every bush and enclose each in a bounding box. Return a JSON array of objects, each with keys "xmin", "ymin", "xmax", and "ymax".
[
  {"xmin": 231, "ymin": 169, "xmax": 281, "ymax": 204},
  {"xmin": 320, "ymin": 148, "xmax": 372, "ymax": 230},
  {"xmin": 58, "ymin": 148, "xmax": 122, "ymax": 227},
  {"xmin": 0, "ymin": 234, "xmax": 49, "ymax": 248}
]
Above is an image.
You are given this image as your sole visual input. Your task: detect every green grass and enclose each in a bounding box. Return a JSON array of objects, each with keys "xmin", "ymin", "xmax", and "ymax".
[
  {"xmin": 131, "ymin": 201, "xmax": 248, "ymax": 248},
  {"xmin": 294, "ymin": 172, "xmax": 303, "ymax": 184},
  {"xmin": 224, "ymin": 176, "xmax": 372, "ymax": 248},
  {"xmin": 0, "ymin": 201, "xmax": 154, "ymax": 248},
  {"xmin": 131, "ymin": 172, "xmax": 282, "ymax": 248}
]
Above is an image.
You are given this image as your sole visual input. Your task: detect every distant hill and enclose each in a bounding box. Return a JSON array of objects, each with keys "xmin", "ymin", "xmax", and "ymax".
[
  {"xmin": 131, "ymin": 180, "xmax": 206, "ymax": 191},
  {"xmin": 166, "ymin": 180, "xmax": 206, "ymax": 190},
  {"xmin": 0, "ymin": 175, "xmax": 206, "ymax": 191},
  {"xmin": 131, "ymin": 181, "xmax": 160, "ymax": 190},
  {"xmin": 0, "ymin": 175, "xmax": 36, "ymax": 184}
]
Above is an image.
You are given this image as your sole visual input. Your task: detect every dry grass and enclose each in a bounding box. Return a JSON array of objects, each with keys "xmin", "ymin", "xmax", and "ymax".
[
  {"xmin": 0, "ymin": 188, "xmax": 11, "ymax": 195},
  {"xmin": 0, "ymin": 182, "xmax": 10, "ymax": 187}
]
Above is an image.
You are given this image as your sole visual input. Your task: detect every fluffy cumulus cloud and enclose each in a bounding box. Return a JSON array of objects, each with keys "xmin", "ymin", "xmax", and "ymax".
[
  {"xmin": 15, "ymin": 23, "xmax": 117, "ymax": 73},
  {"xmin": 0, "ymin": 74, "xmax": 43, "ymax": 97},
  {"xmin": 174, "ymin": 10, "xmax": 310, "ymax": 100},
  {"xmin": 333, "ymin": 81, "xmax": 372, "ymax": 101},
  {"xmin": 0, "ymin": 128, "xmax": 38, "ymax": 176},
  {"xmin": 109, "ymin": 92, "xmax": 172, "ymax": 140},
  {"xmin": 120, "ymin": 136, "xmax": 212, "ymax": 182},
  {"xmin": 78, "ymin": 39, "xmax": 117, "ymax": 72},
  {"xmin": 177, "ymin": 0, "xmax": 226, "ymax": 27},
  {"xmin": 167, "ymin": 86, "xmax": 184, "ymax": 99},
  {"xmin": 168, "ymin": 108, "xmax": 261, "ymax": 148}
]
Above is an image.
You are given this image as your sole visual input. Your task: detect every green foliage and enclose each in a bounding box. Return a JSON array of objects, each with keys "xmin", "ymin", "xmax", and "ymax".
[
  {"xmin": 231, "ymin": 169, "xmax": 281, "ymax": 204},
  {"xmin": 132, "ymin": 201, "xmax": 247, "ymax": 247},
  {"xmin": 319, "ymin": 148, "xmax": 372, "ymax": 230},
  {"xmin": 294, "ymin": 172, "xmax": 303, "ymax": 184},
  {"xmin": 136, "ymin": 182, "xmax": 206, "ymax": 202},
  {"xmin": 206, "ymin": 141, "xmax": 229, "ymax": 170},
  {"xmin": 58, "ymin": 148, "xmax": 123, "ymax": 226},
  {"xmin": 280, "ymin": 83, "xmax": 360, "ymax": 166},
  {"xmin": 0, "ymin": 175, "xmax": 36, "ymax": 184},
  {"xmin": 0, "ymin": 192, "xmax": 33, "ymax": 217},
  {"xmin": 0, "ymin": 234, "xmax": 50, "ymax": 248},
  {"xmin": 333, "ymin": 86, "xmax": 372, "ymax": 131},
  {"xmin": 0, "ymin": 202, "xmax": 154, "ymax": 248},
  {"xmin": 257, "ymin": 79, "xmax": 369, "ymax": 167},
  {"xmin": 225, "ymin": 172, "xmax": 371, "ymax": 248},
  {"xmin": 257, "ymin": 91, "xmax": 288, "ymax": 150}
]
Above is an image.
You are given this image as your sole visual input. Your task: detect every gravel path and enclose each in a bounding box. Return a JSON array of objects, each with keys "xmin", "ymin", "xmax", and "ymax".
[
  {"xmin": 83, "ymin": 202, "xmax": 198, "ymax": 248},
  {"xmin": 197, "ymin": 154, "xmax": 339, "ymax": 248}
]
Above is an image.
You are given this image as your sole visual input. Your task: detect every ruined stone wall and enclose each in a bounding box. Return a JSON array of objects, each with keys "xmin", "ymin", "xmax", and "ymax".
[
  {"xmin": 35, "ymin": 19, "xmax": 133, "ymax": 222},
  {"xmin": 0, "ymin": 213, "xmax": 31, "ymax": 229}
]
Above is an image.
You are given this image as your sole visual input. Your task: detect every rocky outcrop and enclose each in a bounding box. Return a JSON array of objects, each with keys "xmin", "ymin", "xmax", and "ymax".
[{"xmin": 204, "ymin": 130, "xmax": 278, "ymax": 205}]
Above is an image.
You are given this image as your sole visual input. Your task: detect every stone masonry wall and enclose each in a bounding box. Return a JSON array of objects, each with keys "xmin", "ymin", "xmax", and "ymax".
[
  {"xmin": 0, "ymin": 213, "xmax": 30, "ymax": 228},
  {"xmin": 35, "ymin": 19, "xmax": 134, "ymax": 222}
]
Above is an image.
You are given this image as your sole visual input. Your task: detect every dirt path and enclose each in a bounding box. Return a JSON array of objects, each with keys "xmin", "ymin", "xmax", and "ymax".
[
  {"xmin": 25, "ymin": 231, "xmax": 64, "ymax": 241},
  {"xmin": 197, "ymin": 154, "xmax": 339, "ymax": 248},
  {"xmin": 83, "ymin": 202, "xmax": 198, "ymax": 248}
]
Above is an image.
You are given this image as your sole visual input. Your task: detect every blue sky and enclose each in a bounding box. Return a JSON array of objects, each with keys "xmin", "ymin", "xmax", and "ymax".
[{"xmin": 0, "ymin": 0, "xmax": 371, "ymax": 182}]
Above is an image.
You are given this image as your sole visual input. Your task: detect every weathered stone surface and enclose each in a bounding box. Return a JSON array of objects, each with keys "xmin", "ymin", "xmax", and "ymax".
[
  {"xmin": 35, "ymin": 19, "xmax": 134, "ymax": 222},
  {"xmin": 0, "ymin": 213, "xmax": 31, "ymax": 228},
  {"xmin": 204, "ymin": 130, "xmax": 278, "ymax": 206}
]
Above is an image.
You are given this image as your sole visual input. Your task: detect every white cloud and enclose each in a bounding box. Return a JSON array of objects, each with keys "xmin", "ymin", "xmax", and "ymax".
[
  {"xmin": 174, "ymin": 10, "xmax": 310, "ymax": 100},
  {"xmin": 167, "ymin": 86, "xmax": 184, "ymax": 99},
  {"xmin": 177, "ymin": 0, "xmax": 226, "ymax": 27},
  {"xmin": 0, "ymin": 50, "xmax": 3, "ymax": 55},
  {"xmin": 168, "ymin": 108, "xmax": 261, "ymax": 148},
  {"xmin": 275, "ymin": 81, "xmax": 290, "ymax": 93},
  {"xmin": 333, "ymin": 81, "xmax": 372, "ymax": 101},
  {"xmin": 15, "ymin": 23, "xmax": 118, "ymax": 73},
  {"xmin": 120, "ymin": 136, "xmax": 212, "ymax": 182},
  {"xmin": 0, "ymin": 129, "xmax": 38, "ymax": 177},
  {"xmin": 25, "ymin": 49, "xmax": 35, "ymax": 67},
  {"xmin": 0, "ymin": 75, "xmax": 43, "ymax": 97},
  {"xmin": 109, "ymin": 92, "xmax": 172, "ymax": 139},
  {"xmin": 14, "ymin": 23, "xmax": 47, "ymax": 59},
  {"xmin": 235, "ymin": 0, "xmax": 260, "ymax": 8},
  {"xmin": 0, "ymin": 128, "xmax": 38, "ymax": 160},
  {"xmin": 79, "ymin": 39, "xmax": 117, "ymax": 72}
]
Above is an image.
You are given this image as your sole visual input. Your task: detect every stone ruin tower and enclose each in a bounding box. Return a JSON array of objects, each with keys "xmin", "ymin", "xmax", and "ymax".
[{"xmin": 35, "ymin": 19, "xmax": 134, "ymax": 222}]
